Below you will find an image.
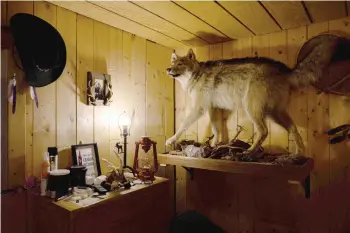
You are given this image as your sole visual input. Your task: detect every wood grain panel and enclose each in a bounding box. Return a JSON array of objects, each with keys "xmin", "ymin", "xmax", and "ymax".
[
  {"xmin": 48, "ymin": 1, "xmax": 189, "ymax": 50},
  {"xmin": 217, "ymin": 1, "xmax": 281, "ymax": 35},
  {"xmin": 93, "ymin": 21, "xmax": 111, "ymax": 168},
  {"xmin": 146, "ymin": 41, "xmax": 165, "ymax": 139},
  {"xmin": 186, "ymin": 170, "xmax": 239, "ymax": 233},
  {"xmin": 108, "ymin": 27, "xmax": 123, "ymax": 141},
  {"xmin": 6, "ymin": 1, "xmax": 33, "ymax": 187},
  {"xmin": 1, "ymin": 50, "xmax": 9, "ymax": 189},
  {"xmin": 175, "ymin": 1, "xmax": 253, "ymax": 39},
  {"xmin": 56, "ymin": 7, "xmax": 77, "ymax": 150},
  {"xmin": 305, "ymin": 1, "xmax": 347, "ymax": 23},
  {"xmin": 33, "ymin": 1, "xmax": 57, "ymax": 179},
  {"xmin": 146, "ymin": 41, "xmax": 173, "ymax": 153},
  {"xmin": 287, "ymin": 26, "xmax": 307, "ymax": 155},
  {"xmin": 132, "ymin": 1, "xmax": 229, "ymax": 44},
  {"xmin": 121, "ymin": 32, "xmax": 147, "ymax": 165},
  {"xmin": 94, "ymin": 1, "xmax": 207, "ymax": 47},
  {"xmin": 261, "ymin": 2, "xmax": 310, "ymax": 30},
  {"xmin": 1, "ymin": 1, "xmax": 7, "ymax": 25},
  {"xmin": 306, "ymin": 18, "xmax": 331, "ymax": 233},
  {"xmin": 77, "ymin": 15, "xmax": 94, "ymax": 144},
  {"xmin": 268, "ymin": 31, "xmax": 289, "ymax": 154},
  {"xmin": 328, "ymin": 17, "xmax": 350, "ymax": 233}
]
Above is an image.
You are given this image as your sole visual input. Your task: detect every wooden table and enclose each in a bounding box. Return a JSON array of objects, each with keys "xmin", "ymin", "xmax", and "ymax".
[{"xmin": 28, "ymin": 176, "xmax": 173, "ymax": 233}]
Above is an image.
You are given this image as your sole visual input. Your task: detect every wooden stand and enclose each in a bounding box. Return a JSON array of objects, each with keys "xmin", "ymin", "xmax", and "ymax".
[
  {"xmin": 158, "ymin": 153, "xmax": 314, "ymax": 198},
  {"xmin": 28, "ymin": 176, "xmax": 173, "ymax": 233}
]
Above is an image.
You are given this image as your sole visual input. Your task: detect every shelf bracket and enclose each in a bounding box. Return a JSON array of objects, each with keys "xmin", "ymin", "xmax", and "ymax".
[
  {"xmin": 182, "ymin": 166, "xmax": 194, "ymax": 180},
  {"xmin": 303, "ymin": 174, "xmax": 311, "ymax": 199}
]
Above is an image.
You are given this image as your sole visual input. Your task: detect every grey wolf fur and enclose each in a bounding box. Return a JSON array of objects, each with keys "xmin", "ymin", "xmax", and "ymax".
[{"xmin": 165, "ymin": 35, "xmax": 340, "ymax": 156}]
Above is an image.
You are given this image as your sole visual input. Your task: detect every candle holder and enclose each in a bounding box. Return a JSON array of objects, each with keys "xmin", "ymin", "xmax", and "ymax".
[{"xmin": 133, "ymin": 136, "xmax": 158, "ymax": 182}]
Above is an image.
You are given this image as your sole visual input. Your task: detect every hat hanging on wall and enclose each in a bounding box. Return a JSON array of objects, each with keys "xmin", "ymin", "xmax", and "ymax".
[
  {"xmin": 296, "ymin": 33, "xmax": 350, "ymax": 96},
  {"xmin": 9, "ymin": 13, "xmax": 67, "ymax": 87}
]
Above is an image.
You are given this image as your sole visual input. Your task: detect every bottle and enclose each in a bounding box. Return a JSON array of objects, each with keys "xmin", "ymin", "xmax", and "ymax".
[
  {"xmin": 40, "ymin": 152, "xmax": 50, "ymax": 196},
  {"xmin": 48, "ymin": 147, "xmax": 58, "ymax": 171}
]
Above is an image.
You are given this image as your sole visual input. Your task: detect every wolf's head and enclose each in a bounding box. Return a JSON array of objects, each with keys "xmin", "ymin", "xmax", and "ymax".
[{"xmin": 166, "ymin": 48, "xmax": 199, "ymax": 79}]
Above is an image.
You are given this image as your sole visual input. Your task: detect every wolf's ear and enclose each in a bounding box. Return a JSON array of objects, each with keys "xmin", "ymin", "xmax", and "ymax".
[
  {"xmin": 171, "ymin": 50, "xmax": 178, "ymax": 63},
  {"xmin": 187, "ymin": 48, "xmax": 196, "ymax": 60}
]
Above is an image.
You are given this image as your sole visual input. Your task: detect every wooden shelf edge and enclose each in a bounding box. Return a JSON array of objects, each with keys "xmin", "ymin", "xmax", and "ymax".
[{"xmin": 157, "ymin": 153, "xmax": 314, "ymax": 182}]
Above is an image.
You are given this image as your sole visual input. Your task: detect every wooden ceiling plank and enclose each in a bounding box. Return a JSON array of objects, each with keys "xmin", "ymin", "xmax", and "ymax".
[
  {"xmin": 131, "ymin": 1, "xmax": 230, "ymax": 44},
  {"xmin": 217, "ymin": 1, "xmax": 281, "ymax": 35},
  {"xmin": 304, "ymin": 1, "xmax": 347, "ymax": 23},
  {"xmin": 261, "ymin": 2, "xmax": 310, "ymax": 30},
  {"xmin": 46, "ymin": 1, "xmax": 189, "ymax": 50},
  {"xmin": 92, "ymin": 1, "xmax": 207, "ymax": 47},
  {"xmin": 174, "ymin": 1, "xmax": 254, "ymax": 39}
]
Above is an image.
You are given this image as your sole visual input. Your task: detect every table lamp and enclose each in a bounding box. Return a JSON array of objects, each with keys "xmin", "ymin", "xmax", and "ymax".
[{"xmin": 118, "ymin": 111, "xmax": 134, "ymax": 173}]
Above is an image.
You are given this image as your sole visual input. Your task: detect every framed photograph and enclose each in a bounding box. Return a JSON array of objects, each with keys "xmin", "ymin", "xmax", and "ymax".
[
  {"xmin": 87, "ymin": 71, "xmax": 113, "ymax": 106},
  {"xmin": 71, "ymin": 143, "xmax": 102, "ymax": 179}
]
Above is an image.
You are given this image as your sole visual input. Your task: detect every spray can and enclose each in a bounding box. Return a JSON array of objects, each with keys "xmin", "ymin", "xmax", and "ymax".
[{"xmin": 48, "ymin": 147, "xmax": 58, "ymax": 171}]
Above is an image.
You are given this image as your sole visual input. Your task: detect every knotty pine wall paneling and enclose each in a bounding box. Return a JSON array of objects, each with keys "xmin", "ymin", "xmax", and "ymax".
[
  {"xmin": 6, "ymin": 1, "xmax": 34, "ymax": 187},
  {"xmin": 3, "ymin": 1, "xmax": 174, "ymax": 188}
]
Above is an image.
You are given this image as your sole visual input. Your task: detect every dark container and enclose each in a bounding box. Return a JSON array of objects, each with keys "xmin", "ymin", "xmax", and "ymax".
[{"xmin": 69, "ymin": 165, "xmax": 87, "ymax": 187}]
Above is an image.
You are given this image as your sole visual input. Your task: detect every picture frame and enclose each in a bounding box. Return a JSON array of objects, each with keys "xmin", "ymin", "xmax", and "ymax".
[
  {"xmin": 71, "ymin": 143, "xmax": 102, "ymax": 179},
  {"xmin": 87, "ymin": 71, "xmax": 113, "ymax": 106}
]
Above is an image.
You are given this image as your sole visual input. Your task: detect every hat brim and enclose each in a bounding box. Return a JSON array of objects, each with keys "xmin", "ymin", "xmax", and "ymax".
[{"xmin": 10, "ymin": 13, "xmax": 66, "ymax": 87}]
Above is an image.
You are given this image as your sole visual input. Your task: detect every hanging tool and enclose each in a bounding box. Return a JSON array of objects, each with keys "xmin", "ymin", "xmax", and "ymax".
[{"xmin": 327, "ymin": 124, "xmax": 350, "ymax": 144}]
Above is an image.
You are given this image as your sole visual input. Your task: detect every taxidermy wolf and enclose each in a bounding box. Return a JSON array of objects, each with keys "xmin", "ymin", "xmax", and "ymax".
[{"xmin": 165, "ymin": 34, "xmax": 342, "ymax": 157}]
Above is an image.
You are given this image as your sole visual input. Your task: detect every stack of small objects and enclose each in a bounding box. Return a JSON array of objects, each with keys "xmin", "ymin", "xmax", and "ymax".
[{"xmin": 170, "ymin": 126, "xmax": 309, "ymax": 166}]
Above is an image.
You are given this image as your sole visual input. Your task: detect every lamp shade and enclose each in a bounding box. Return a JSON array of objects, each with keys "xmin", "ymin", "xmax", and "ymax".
[{"xmin": 118, "ymin": 111, "xmax": 131, "ymax": 136}]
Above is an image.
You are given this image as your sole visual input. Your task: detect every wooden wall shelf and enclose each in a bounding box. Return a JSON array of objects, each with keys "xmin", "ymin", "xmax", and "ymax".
[{"xmin": 158, "ymin": 153, "xmax": 314, "ymax": 198}]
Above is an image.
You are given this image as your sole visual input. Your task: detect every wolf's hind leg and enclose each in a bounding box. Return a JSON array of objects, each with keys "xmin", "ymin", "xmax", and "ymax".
[
  {"xmin": 166, "ymin": 107, "xmax": 205, "ymax": 146},
  {"xmin": 208, "ymin": 107, "xmax": 222, "ymax": 146},
  {"xmin": 270, "ymin": 110, "xmax": 305, "ymax": 155},
  {"xmin": 244, "ymin": 112, "xmax": 268, "ymax": 155},
  {"xmin": 242, "ymin": 91, "xmax": 269, "ymax": 155}
]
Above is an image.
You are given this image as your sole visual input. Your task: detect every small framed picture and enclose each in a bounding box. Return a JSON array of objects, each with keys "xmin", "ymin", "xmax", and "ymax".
[
  {"xmin": 71, "ymin": 143, "xmax": 102, "ymax": 179},
  {"xmin": 87, "ymin": 71, "xmax": 113, "ymax": 106}
]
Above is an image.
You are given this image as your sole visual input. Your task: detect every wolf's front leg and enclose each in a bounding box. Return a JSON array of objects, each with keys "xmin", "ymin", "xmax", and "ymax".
[
  {"xmin": 166, "ymin": 107, "xmax": 205, "ymax": 146},
  {"xmin": 208, "ymin": 107, "xmax": 222, "ymax": 146}
]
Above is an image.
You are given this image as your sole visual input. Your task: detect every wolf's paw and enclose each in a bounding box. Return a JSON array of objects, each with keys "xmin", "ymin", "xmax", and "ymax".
[
  {"xmin": 237, "ymin": 149, "xmax": 261, "ymax": 162},
  {"xmin": 166, "ymin": 136, "xmax": 177, "ymax": 146},
  {"xmin": 241, "ymin": 151, "xmax": 257, "ymax": 162}
]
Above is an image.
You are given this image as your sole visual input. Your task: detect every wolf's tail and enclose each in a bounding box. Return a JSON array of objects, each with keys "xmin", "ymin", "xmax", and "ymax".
[{"xmin": 288, "ymin": 34, "xmax": 349, "ymax": 88}]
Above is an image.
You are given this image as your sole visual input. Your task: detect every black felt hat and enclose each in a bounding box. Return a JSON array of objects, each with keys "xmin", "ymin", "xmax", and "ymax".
[{"xmin": 9, "ymin": 13, "xmax": 66, "ymax": 87}]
